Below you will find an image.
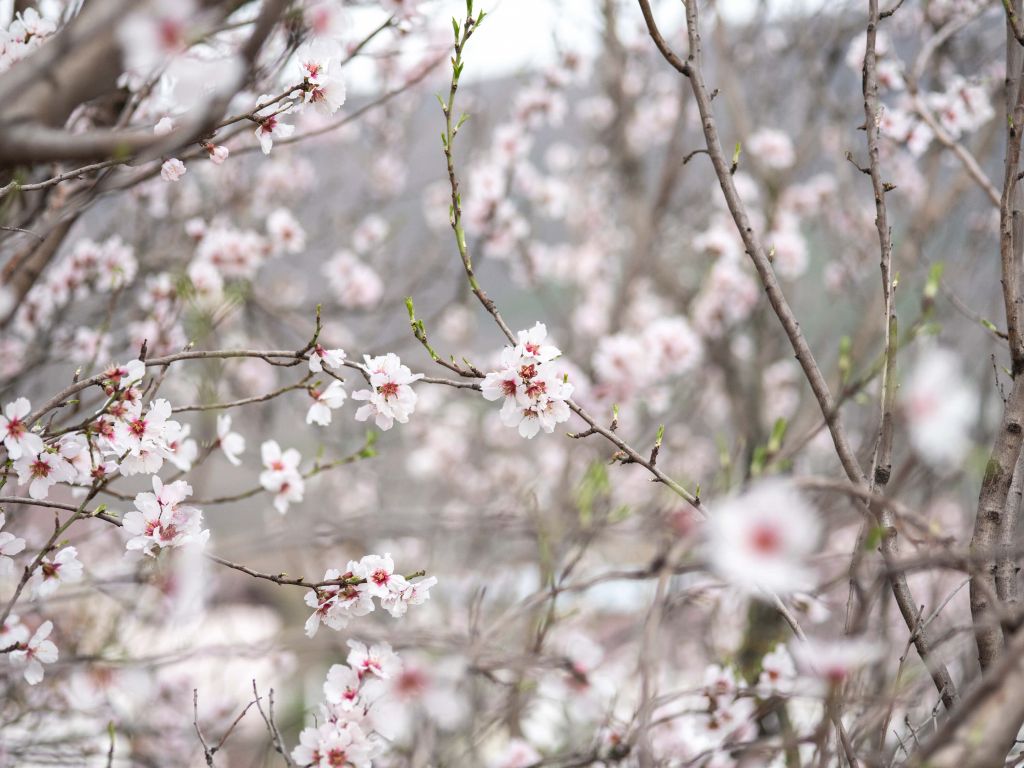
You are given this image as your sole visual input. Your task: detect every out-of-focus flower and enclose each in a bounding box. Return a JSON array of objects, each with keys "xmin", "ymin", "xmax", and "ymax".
[
  {"xmin": 160, "ymin": 158, "xmax": 187, "ymax": 182},
  {"xmin": 901, "ymin": 347, "xmax": 978, "ymax": 470},
  {"xmin": 706, "ymin": 479, "xmax": 821, "ymax": 595}
]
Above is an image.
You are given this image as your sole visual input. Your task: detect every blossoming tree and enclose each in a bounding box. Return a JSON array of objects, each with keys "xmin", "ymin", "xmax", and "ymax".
[{"xmin": 0, "ymin": 0, "xmax": 1022, "ymax": 765}]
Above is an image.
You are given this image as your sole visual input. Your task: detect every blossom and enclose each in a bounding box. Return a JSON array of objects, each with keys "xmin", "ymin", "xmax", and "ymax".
[
  {"xmin": 117, "ymin": 0, "xmax": 196, "ymax": 77},
  {"xmin": 101, "ymin": 360, "xmax": 145, "ymax": 393},
  {"xmin": 347, "ymin": 639, "xmax": 401, "ymax": 680},
  {"xmin": 306, "ymin": 381, "xmax": 348, "ymax": 426},
  {"xmin": 757, "ymin": 644, "xmax": 798, "ymax": 697},
  {"xmin": 122, "ymin": 476, "xmax": 208, "ymax": 555},
  {"xmin": 483, "ymin": 324, "xmax": 574, "ymax": 439},
  {"xmin": 216, "ymin": 414, "xmax": 245, "ymax": 466},
  {"xmin": 267, "ymin": 208, "xmax": 306, "ymax": 255},
  {"xmin": 206, "ymin": 144, "xmax": 230, "ymax": 164},
  {"xmin": 901, "ymin": 347, "xmax": 978, "ymax": 470},
  {"xmin": 303, "ymin": 566, "xmax": 374, "ymax": 637},
  {"xmin": 10, "ymin": 620, "xmax": 58, "ymax": 685},
  {"xmin": 160, "ymin": 158, "xmax": 187, "ymax": 182},
  {"xmin": 322, "ymin": 250, "xmax": 383, "ymax": 309},
  {"xmin": 259, "ymin": 440, "xmax": 304, "ymax": 514},
  {"xmin": 1, "ymin": 397, "xmax": 43, "ymax": 460},
  {"xmin": 111, "ymin": 398, "xmax": 183, "ymax": 476},
  {"xmin": 705, "ymin": 479, "xmax": 821, "ymax": 595},
  {"xmin": 255, "ymin": 112, "xmax": 295, "ymax": 155},
  {"xmin": 380, "ymin": 575, "xmax": 438, "ymax": 619},
  {"xmin": 290, "ymin": 722, "xmax": 373, "ymax": 768},
  {"xmin": 352, "ymin": 354, "xmax": 423, "ymax": 431},
  {"xmin": 491, "ymin": 739, "xmax": 542, "ymax": 768},
  {"xmin": 354, "ymin": 553, "xmax": 397, "ymax": 599},
  {"xmin": 154, "ymin": 116, "xmax": 174, "ymax": 136},
  {"xmin": 0, "ymin": 513, "xmax": 26, "ymax": 575},
  {"xmin": 0, "ymin": 614, "xmax": 29, "ymax": 648},
  {"xmin": 309, "ymin": 344, "xmax": 346, "ymax": 373},
  {"xmin": 305, "ymin": 70, "xmax": 347, "ymax": 116},
  {"xmin": 324, "ymin": 663, "xmax": 362, "ymax": 710},
  {"xmin": 14, "ymin": 448, "xmax": 76, "ymax": 500},
  {"xmin": 747, "ymin": 127, "xmax": 795, "ymax": 169},
  {"xmin": 792, "ymin": 638, "xmax": 882, "ymax": 688},
  {"xmin": 165, "ymin": 423, "xmax": 199, "ymax": 472},
  {"xmin": 30, "ymin": 546, "xmax": 84, "ymax": 599}
]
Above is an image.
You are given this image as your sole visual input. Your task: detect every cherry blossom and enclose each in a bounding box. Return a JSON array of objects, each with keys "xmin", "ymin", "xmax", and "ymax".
[
  {"xmin": 10, "ymin": 620, "xmax": 58, "ymax": 685},
  {"xmin": 352, "ymin": 353, "xmax": 423, "ymax": 431},
  {"xmin": 1, "ymin": 397, "xmax": 43, "ymax": 460}
]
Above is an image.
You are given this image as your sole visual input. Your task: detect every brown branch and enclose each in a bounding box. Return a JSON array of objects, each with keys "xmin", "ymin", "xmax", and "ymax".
[{"xmin": 637, "ymin": 0, "xmax": 958, "ymax": 710}]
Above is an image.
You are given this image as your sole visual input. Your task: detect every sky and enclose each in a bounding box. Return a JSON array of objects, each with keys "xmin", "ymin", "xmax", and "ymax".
[{"xmin": 346, "ymin": 0, "xmax": 847, "ymax": 84}]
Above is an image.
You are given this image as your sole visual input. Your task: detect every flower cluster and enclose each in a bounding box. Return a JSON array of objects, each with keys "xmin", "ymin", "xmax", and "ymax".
[
  {"xmin": 304, "ymin": 554, "xmax": 437, "ymax": 638},
  {"xmin": 482, "ymin": 323, "xmax": 573, "ymax": 439},
  {"xmin": 291, "ymin": 640, "xmax": 402, "ymax": 768},
  {"xmin": 123, "ymin": 477, "xmax": 209, "ymax": 556},
  {"xmin": 352, "ymin": 354, "xmax": 423, "ymax": 431},
  {"xmin": 0, "ymin": 9, "xmax": 56, "ymax": 76}
]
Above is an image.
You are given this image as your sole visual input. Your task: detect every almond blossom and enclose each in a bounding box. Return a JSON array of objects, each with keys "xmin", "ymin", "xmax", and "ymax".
[
  {"xmin": 10, "ymin": 620, "xmax": 58, "ymax": 685},
  {"xmin": 110, "ymin": 398, "xmax": 184, "ymax": 476},
  {"xmin": 901, "ymin": 347, "xmax": 978, "ymax": 470},
  {"xmin": 380, "ymin": 574, "xmax": 438, "ymax": 619},
  {"xmin": 304, "ymin": 565, "xmax": 375, "ymax": 638},
  {"xmin": 0, "ymin": 513, "xmax": 26, "ymax": 575},
  {"xmin": 352, "ymin": 353, "xmax": 423, "ymax": 431},
  {"xmin": 482, "ymin": 323, "xmax": 574, "ymax": 439},
  {"xmin": 216, "ymin": 414, "xmax": 245, "ymax": 466},
  {"xmin": 309, "ymin": 344, "xmax": 346, "ymax": 373},
  {"xmin": 1, "ymin": 397, "xmax": 43, "ymax": 460},
  {"xmin": 347, "ymin": 639, "xmax": 401, "ymax": 680},
  {"xmin": 123, "ymin": 477, "xmax": 208, "ymax": 555},
  {"xmin": 14, "ymin": 448, "xmax": 76, "ymax": 500},
  {"xmin": 160, "ymin": 158, "xmax": 187, "ymax": 182},
  {"xmin": 290, "ymin": 722, "xmax": 374, "ymax": 768},
  {"xmin": 255, "ymin": 111, "xmax": 295, "ymax": 155},
  {"xmin": 259, "ymin": 440, "xmax": 305, "ymax": 513},
  {"xmin": 306, "ymin": 380, "xmax": 348, "ymax": 426},
  {"xmin": 705, "ymin": 479, "xmax": 822, "ymax": 596},
  {"xmin": 30, "ymin": 546, "xmax": 84, "ymax": 599}
]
